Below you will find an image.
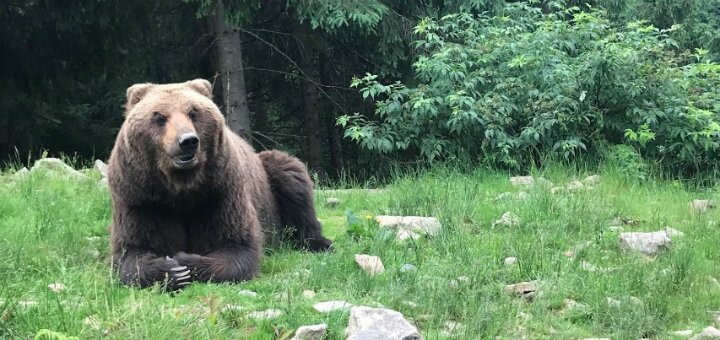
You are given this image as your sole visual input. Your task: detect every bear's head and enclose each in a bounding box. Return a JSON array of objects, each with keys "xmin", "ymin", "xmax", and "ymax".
[{"xmin": 120, "ymin": 79, "xmax": 224, "ymax": 185}]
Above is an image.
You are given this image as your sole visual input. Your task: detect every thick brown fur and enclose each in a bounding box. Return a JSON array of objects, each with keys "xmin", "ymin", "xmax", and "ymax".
[{"xmin": 108, "ymin": 79, "xmax": 331, "ymax": 291}]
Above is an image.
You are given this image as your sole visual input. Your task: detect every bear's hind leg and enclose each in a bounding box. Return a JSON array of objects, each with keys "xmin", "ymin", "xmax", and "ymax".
[{"xmin": 259, "ymin": 150, "xmax": 332, "ymax": 252}]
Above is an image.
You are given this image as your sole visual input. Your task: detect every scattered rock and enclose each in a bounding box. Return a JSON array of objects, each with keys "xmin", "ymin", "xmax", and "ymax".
[
  {"xmin": 496, "ymin": 191, "xmax": 529, "ymax": 201},
  {"xmin": 665, "ymin": 227, "xmax": 685, "ymax": 238},
  {"xmin": 313, "ymin": 300, "xmax": 353, "ymax": 313},
  {"xmin": 325, "ymin": 197, "xmax": 341, "ymax": 208},
  {"xmin": 565, "ymin": 180, "xmax": 585, "ymax": 191},
  {"xmin": 238, "ymin": 290, "xmax": 258, "ymax": 298},
  {"xmin": 440, "ymin": 321, "xmax": 465, "ymax": 337},
  {"xmin": 691, "ymin": 200, "xmax": 716, "ymax": 213},
  {"xmin": 400, "ymin": 264, "xmax": 417, "ymax": 273},
  {"xmin": 302, "ymin": 290, "xmax": 316, "ymax": 299},
  {"xmin": 18, "ymin": 300, "xmax": 38, "ymax": 308},
  {"xmin": 671, "ymin": 329, "xmax": 694, "ymax": 337},
  {"xmin": 563, "ymin": 250, "xmax": 575, "ymax": 258},
  {"xmin": 401, "ymin": 301, "xmax": 418, "ymax": 308},
  {"xmin": 580, "ymin": 261, "xmax": 600, "ymax": 272},
  {"xmin": 345, "ymin": 306, "xmax": 422, "ymax": 340},
  {"xmin": 30, "ymin": 158, "xmax": 86, "ymax": 180},
  {"xmin": 221, "ymin": 304, "xmax": 244, "ymax": 312},
  {"xmin": 83, "ymin": 315, "xmax": 101, "ymax": 331},
  {"xmin": 582, "ymin": 175, "xmax": 601, "ymax": 185},
  {"xmin": 492, "ymin": 211, "xmax": 521, "ymax": 228},
  {"xmin": 690, "ymin": 326, "xmax": 720, "ymax": 339},
  {"xmin": 504, "ymin": 281, "xmax": 537, "ymax": 300},
  {"xmin": 606, "ymin": 297, "xmax": 621, "ymax": 308},
  {"xmin": 11, "ymin": 167, "xmax": 29, "ymax": 180},
  {"xmin": 449, "ymin": 276, "xmax": 471, "ymax": 288},
  {"xmin": 561, "ymin": 298, "xmax": 587, "ymax": 313},
  {"xmin": 247, "ymin": 309, "xmax": 283, "ymax": 320},
  {"xmin": 504, "ymin": 257, "xmax": 517, "ymax": 266},
  {"xmin": 355, "ymin": 254, "xmax": 385, "ymax": 276},
  {"xmin": 48, "ymin": 283, "xmax": 66, "ymax": 293},
  {"xmin": 551, "ymin": 186, "xmax": 564, "ymax": 194},
  {"xmin": 292, "ymin": 324, "xmax": 328, "ymax": 340},
  {"xmin": 94, "ymin": 159, "xmax": 108, "ymax": 177},
  {"xmin": 274, "ymin": 292, "xmax": 290, "ymax": 302},
  {"xmin": 619, "ymin": 230, "xmax": 672, "ymax": 255},
  {"xmin": 375, "ymin": 216, "xmax": 442, "ymax": 242},
  {"xmin": 510, "ymin": 176, "xmax": 535, "ymax": 186}
]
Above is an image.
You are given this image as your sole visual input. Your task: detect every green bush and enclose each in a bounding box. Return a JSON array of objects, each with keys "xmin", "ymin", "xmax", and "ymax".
[{"xmin": 338, "ymin": 2, "xmax": 720, "ymax": 177}]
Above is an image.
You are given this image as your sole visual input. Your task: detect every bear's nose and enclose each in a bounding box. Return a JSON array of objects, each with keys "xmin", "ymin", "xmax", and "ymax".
[{"xmin": 178, "ymin": 132, "xmax": 199, "ymax": 152}]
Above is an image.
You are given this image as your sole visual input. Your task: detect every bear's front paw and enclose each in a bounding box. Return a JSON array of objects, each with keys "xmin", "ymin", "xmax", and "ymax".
[
  {"xmin": 163, "ymin": 256, "xmax": 192, "ymax": 291},
  {"xmin": 305, "ymin": 236, "xmax": 333, "ymax": 252}
]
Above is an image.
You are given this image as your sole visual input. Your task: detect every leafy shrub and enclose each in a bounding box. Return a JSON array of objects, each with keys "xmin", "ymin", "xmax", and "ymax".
[
  {"xmin": 338, "ymin": 2, "xmax": 720, "ymax": 176},
  {"xmin": 604, "ymin": 145, "xmax": 648, "ymax": 181}
]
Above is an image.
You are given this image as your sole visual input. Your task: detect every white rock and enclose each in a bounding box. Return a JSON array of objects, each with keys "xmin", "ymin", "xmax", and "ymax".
[
  {"xmin": 313, "ymin": 300, "xmax": 353, "ymax": 313},
  {"xmin": 11, "ymin": 167, "xmax": 29, "ymax": 179},
  {"xmin": 504, "ymin": 281, "xmax": 537, "ymax": 298},
  {"xmin": 325, "ymin": 197, "xmax": 341, "ymax": 207},
  {"xmin": 400, "ymin": 264, "xmax": 417, "ymax": 273},
  {"xmin": 292, "ymin": 324, "xmax": 328, "ymax": 340},
  {"xmin": 345, "ymin": 306, "xmax": 422, "ymax": 340},
  {"xmin": 83, "ymin": 315, "xmax": 101, "ymax": 331},
  {"xmin": 238, "ymin": 290, "xmax": 258, "ymax": 297},
  {"xmin": 691, "ymin": 200, "xmax": 716, "ymax": 213},
  {"xmin": 582, "ymin": 175, "xmax": 601, "ymax": 185},
  {"xmin": 580, "ymin": 261, "xmax": 600, "ymax": 272},
  {"xmin": 510, "ymin": 176, "xmax": 535, "ymax": 186},
  {"xmin": 18, "ymin": 300, "xmax": 38, "ymax": 308},
  {"xmin": 503, "ymin": 257, "xmax": 517, "ymax": 266},
  {"xmin": 375, "ymin": 216, "xmax": 442, "ymax": 241},
  {"xmin": 302, "ymin": 290, "xmax": 316, "ymax": 299},
  {"xmin": 690, "ymin": 326, "xmax": 720, "ymax": 339},
  {"xmin": 274, "ymin": 292, "xmax": 290, "ymax": 302},
  {"xmin": 48, "ymin": 283, "xmax": 66, "ymax": 293},
  {"xmin": 247, "ymin": 309, "xmax": 283, "ymax": 320},
  {"xmin": 496, "ymin": 191, "xmax": 529, "ymax": 200},
  {"xmin": 665, "ymin": 227, "xmax": 685, "ymax": 238},
  {"xmin": 606, "ymin": 297, "xmax": 621, "ymax": 308},
  {"xmin": 221, "ymin": 304, "xmax": 243, "ymax": 312},
  {"xmin": 492, "ymin": 211, "xmax": 521, "ymax": 228},
  {"xmin": 671, "ymin": 329, "xmax": 694, "ymax": 337},
  {"xmin": 355, "ymin": 254, "xmax": 385, "ymax": 275},
  {"xmin": 619, "ymin": 230, "xmax": 672, "ymax": 255},
  {"xmin": 565, "ymin": 180, "xmax": 585, "ymax": 191},
  {"xmin": 31, "ymin": 158, "xmax": 86, "ymax": 180},
  {"xmin": 517, "ymin": 191, "xmax": 530, "ymax": 200},
  {"xmin": 94, "ymin": 159, "xmax": 108, "ymax": 177}
]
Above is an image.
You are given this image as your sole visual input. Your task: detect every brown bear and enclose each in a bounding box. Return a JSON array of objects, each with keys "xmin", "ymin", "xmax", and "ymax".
[{"xmin": 107, "ymin": 79, "xmax": 332, "ymax": 291}]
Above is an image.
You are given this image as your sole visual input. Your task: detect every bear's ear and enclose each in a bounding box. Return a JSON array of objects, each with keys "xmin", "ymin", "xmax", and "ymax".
[
  {"xmin": 126, "ymin": 83, "xmax": 154, "ymax": 108},
  {"xmin": 186, "ymin": 79, "xmax": 213, "ymax": 98}
]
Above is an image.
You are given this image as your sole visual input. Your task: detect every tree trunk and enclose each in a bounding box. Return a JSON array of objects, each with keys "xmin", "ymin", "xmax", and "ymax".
[
  {"xmin": 297, "ymin": 27, "xmax": 325, "ymax": 175},
  {"xmin": 213, "ymin": 0, "xmax": 251, "ymax": 141}
]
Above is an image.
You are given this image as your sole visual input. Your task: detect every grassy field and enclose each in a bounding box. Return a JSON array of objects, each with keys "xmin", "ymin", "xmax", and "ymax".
[{"xmin": 1, "ymin": 163, "xmax": 720, "ymax": 339}]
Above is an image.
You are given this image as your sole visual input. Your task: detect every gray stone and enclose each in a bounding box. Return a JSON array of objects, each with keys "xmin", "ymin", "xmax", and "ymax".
[
  {"xmin": 31, "ymin": 158, "xmax": 86, "ymax": 180},
  {"xmin": 400, "ymin": 264, "xmax": 417, "ymax": 273},
  {"xmin": 619, "ymin": 230, "xmax": 672, "ymax": 255},
  {"xmin": 247, "ymin": 309, "xmax": 283, "ymax": 320},
  {"xmin": 238, "ymin": 290, "xmax": 258, "ymax": 297},
  {"xmin": 691, "ymin": 200, "xmax": 716, "ymax": 213},
  {"xmin": 375, "ymin": 216, "xmax": 442, "ymax": 241},
  {"xmin": 313, "ymin": 300, "xmax": 353, "ymax": 313},
  {"xmin": 665, "ymin": 227, "xmax": 685, "ymax": 238},
  {"xmin": 492, "ymin": 211, "xmax": 521, "ymax": 228},
  {"xmin": 671, "ymin": 330, "xmax": 694, "ymax": 337},
  {"xmin": 565, "ymin": 180, "xmax": 585, "ymax": 191},
  {"xmin": 291, "ymin": 324, "xmax": 328, "ymax": 340},
  {"xmin": 48, "ymin": 282, "xmax": 66, "ymax": 293},
  {"xmin": 11, "ymin": 167, "xmax": 29, "ymax": 179},
  {"xmin": 510, "ymin": 176, "xmax": 535, "ymax": 186},
  {"xmin": 690, "ymin": 326, "xmax": 720, "ymax": 339},
  {"xmin": 582, "ymin": 175, "xmax": 601, "ymax": 185},
  {"xmin": 503, "ymin": 257, "xmax": 517, "ymax": 266},
  {"xmin": 503, "ymin": 281, "xmax": 537, "ymax": 299},
  {"xmin": 325, "ymin": 197, "xmax": 341, "ymax": 207},
  {"xmin": 302, "ymin": 290, "xmax": 316, "ymax": 299},
  {"xmin": 346, "ymin": 306, "xmax": 422, "ymax": 340},
  {"xmin": 355, "ymin": 254, "xmax": 385, "ymax": 275},
  {"xmin": 94, "ymin": 159, "xmax": 108, "ymax": 177}
]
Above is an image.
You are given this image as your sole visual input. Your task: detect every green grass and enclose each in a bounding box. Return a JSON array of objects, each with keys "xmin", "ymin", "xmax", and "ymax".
[{"xmin": 2, "ymin": 165, "xmax": 720, "ymax": 339}]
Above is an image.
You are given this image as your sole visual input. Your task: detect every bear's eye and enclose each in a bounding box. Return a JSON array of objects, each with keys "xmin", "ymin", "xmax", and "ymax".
[
  {"xmin": 153, "ymin": 112, "xmax": 167, "ymax": 126},
  {"xmin": 188, "ymin": 109, "xmax": 198, "ymax": 121}
]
